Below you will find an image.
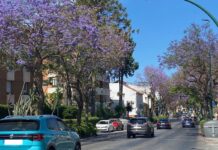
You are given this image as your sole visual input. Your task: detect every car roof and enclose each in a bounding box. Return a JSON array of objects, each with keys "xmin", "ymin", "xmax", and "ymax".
[
  {"xmin": 130, "ymin": 117, "xmax": 148, "ymax": 120},
  {"xmin": 1, "ymin": 115, "xmax": 60, "ymax": 120}
]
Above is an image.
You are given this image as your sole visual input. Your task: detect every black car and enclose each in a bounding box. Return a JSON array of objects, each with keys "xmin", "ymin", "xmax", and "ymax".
[
  {"xmin": 182, "ymin": 118, "xmax": 195, "ymax": 128},
  {"xmin": 157, "ymin": 118, "xmax": 172, "ymax": 129},
  {"xmin": 127, "ymin": 117, "xmax": 154, "ymax": 138}
]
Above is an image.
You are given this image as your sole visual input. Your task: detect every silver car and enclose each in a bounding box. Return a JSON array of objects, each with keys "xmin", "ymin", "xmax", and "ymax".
[{"xmin": 127, "ymin": 117, "xmax": 154, "ymax": 138}]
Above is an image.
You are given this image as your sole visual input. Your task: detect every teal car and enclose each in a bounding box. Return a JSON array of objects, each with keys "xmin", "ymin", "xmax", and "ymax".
[{"xmin": 0, "ymin": 115, "xmax": 81, "ymax": 150}]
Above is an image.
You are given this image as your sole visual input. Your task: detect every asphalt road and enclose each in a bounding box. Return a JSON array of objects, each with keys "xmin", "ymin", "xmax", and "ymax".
[{"xmin": 81, "ymin": 122, "xmax": 218, "ymax": 150}]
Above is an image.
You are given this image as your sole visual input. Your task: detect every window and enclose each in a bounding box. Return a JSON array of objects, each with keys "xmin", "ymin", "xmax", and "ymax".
[
  {"xmin": 0, "ymin": 120, "xmax": 39, "ymax": 131},
  {"xmin": 6, "ymin": 81, "xmax": 13, "ymax": 94},
  {"xmin": 46, "ymin": 118, "xmax": 59, "ymax": 131},
  {"xmin": 57, "ymin": 120, "xmax": 69, "ymax": 131},
  {"xmin": 22, "ymin": 82, "xmax": 29, "ymax": 95}
]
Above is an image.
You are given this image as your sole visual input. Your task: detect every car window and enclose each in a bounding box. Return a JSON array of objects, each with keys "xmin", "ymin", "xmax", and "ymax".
[
  {"xmin": 98, "ymin": 121, "xmax": 109, "ymax": 124},
  {"xmin": 129, "ymin": 119, "xmax": 147, "ymax": 124},
  {"xmin": 0, "ymin": 120, "xmax": 39, "ymax": 131},
  {"xmin": 57, "ymin": 120, "xmax": 69, "ymax": 131},
  {"xmin": 47, "ymin": 118, "xmax": 59, "ymax": 131}
]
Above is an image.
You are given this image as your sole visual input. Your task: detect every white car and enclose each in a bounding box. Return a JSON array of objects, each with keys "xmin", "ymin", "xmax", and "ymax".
[{"xmin": 96, "ymin": 120, "xmax": 114, "ymax": 132}]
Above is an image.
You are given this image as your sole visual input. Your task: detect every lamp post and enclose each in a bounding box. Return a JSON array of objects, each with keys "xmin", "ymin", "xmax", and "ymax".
[
  {"xmin": 185, "ymin": 0, "xmax": 218, "ymax": 27},
  {"xmin": 185, "ymin": 0, "xmax": 218, "ymax": 119}
]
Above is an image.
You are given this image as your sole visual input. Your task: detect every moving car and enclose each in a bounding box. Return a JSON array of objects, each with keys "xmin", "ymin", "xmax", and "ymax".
[
  {"xmin": 0, "ymin": 115, "xmax": 81, "ymax": 150},
  {"xmin": 127, "ymin": 117, "xmax": 154, "ymax": 138},
  {"xmin": 182, "ymin": 118, "xmax": 195, "ymax": 128},
  {"xmin": 96, "ymin": 120, "xmax": 114, "ymax": 132},
  {"xmin": 157, "ymin": 118, "xmax": 172, "ymax": 129}
]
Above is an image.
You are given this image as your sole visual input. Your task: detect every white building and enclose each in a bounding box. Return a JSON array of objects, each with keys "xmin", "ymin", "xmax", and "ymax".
[{"xmin": 109, "ymin": 83, "xmax": 151, "ymax": 117}]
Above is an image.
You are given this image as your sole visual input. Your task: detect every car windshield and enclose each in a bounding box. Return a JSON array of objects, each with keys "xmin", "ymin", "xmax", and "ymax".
[
  {"xmin": 159, "ymin": 119, "xmax": 169, "ymax": 123},
  {"xmin": 184, "ymin": 119, "xmax": 192, "ymax": 122},
  {"xmin": 0, "ymin": 120, "xmax": 39, "ymax": 131},
  {"xmin": 129, "ymin": 119, "xmax": 147, "ymax": 124},
  {"xmin": 98, "ymin": 121, "xmax": 109, "ymax": 124}
]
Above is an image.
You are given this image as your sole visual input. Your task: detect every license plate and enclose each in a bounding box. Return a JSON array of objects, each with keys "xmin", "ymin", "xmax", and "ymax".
[
  {"xmin": 133, "ymin": 126, "xmax": 141, "ymax": 129},
  {"xmin": 4, "ymin": 140, "xmax": 23, "ymax": 145}
]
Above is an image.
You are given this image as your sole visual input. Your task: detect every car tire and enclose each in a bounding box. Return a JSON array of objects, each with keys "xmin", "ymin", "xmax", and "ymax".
[
  {"xmin": 151, "ymin": 131, "xmax": 154, "ymax": 137},
  {"xmin": 133, "ymin": 135, "xmax": 136, "ymax": 138},
  {"xmin": 48, "ymin": 147, "xmax": 55, "ymax": 150},
  {"xmin": 74, "ymin": 143, "xmax": 81, "ymax": 150},
  {"xmin": 127, "ymin": 134, "xmax": 131, "ymax": 138},
  {"xmin": 108, "ymin": 126, "xmax": 113, "ymax": 132}
]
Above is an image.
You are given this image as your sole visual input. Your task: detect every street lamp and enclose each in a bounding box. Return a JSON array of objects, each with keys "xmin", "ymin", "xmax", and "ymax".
[
  {"xmin": 185, "ymin": 0, "xmax": 218, "ymax": 119},
  {"xmin": 185, "ymin": 0, "xmax": 218, "ymax": 27}
]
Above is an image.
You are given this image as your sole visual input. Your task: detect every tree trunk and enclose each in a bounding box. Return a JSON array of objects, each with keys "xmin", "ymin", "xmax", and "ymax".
[
  {"xmin": 66, "ymin": 82, "xmax": 72, "ymax": 105},
  {"xmin": 90, "ymin": 75, "xmax": 96, "ymax": 116},
  {"xmin": 75, "ymin": 80, "xmax": 84, "ymax": 125},
  {"xmin": 119, "ymin": 69, "xmax": 124, "ymax": 107},
  {"xmin": 33, "ymin": 70, "xmax": 44, "ymax": 115},
  {"xmin": 90, "ymin": 88, "xmax": 96, "ymax": 116}
]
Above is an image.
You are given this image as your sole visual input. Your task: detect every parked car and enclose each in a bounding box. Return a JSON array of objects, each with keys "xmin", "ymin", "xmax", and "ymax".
[
  {"xmin": 110, "ymin": 119, "xmax": 123, "ymax": 131},
  {"xmin": 182, "ymin": 118, "xmax": 195, "ymax": 128},
  {"xmin": 119, "ymin": 118, "xmax": 129, "ymax": 130},
  {"xmin": 0, "ymin": 115, "xmax": 81, "ymax": 150},
  {"xmin": 127, "ymin": 117, "xmax": 154, "ymax": 138},
  {"xmin": 96, "ymin": 120, "xmax": 114, "ymax": 132},
  {"xmin": 157, "ymin": 118, "xmax": 172, "ymax": 129}
]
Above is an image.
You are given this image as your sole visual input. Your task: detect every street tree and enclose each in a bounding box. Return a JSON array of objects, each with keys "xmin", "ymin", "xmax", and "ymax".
[
  {"xmin": 160, "ymin": 24, "xmax": 218, "ymax": 118},
  {"xmin": 0, "ymin": 0, "xmax": 100, "ymax": 114},
  {"xmin": 139, "ymin": 66, "xmax": 170, "ymax": 116}
]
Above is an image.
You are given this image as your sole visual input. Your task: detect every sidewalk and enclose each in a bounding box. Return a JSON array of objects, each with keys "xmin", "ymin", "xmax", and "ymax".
[{"xmin": 197, "ymin": 125, "xmax": 218, "ymax": 148}]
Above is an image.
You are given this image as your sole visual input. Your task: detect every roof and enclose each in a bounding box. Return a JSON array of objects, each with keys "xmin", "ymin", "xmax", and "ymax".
[{"xmin": 123, "ymin": 84, "xmax": 144, "ymax": 95}]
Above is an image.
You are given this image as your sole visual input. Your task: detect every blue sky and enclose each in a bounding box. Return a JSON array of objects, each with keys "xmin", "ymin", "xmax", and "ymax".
[{"xmin": 120, "ymin": 0, "xmax": 218, "ymax": 83}]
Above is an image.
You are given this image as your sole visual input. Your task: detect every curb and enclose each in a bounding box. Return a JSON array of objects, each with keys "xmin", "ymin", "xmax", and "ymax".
[{"xmin": 81, "ymin": 131, "xmax": 126, "ymax": 142}]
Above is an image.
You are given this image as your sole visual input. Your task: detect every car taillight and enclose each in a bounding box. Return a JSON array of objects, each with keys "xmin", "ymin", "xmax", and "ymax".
[{"xmin": 31, "ymin": 134, "xmax": 44, "ymax": 141}]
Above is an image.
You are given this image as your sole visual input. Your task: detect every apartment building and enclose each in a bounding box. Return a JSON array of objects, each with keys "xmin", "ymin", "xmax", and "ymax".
[
  {"xmin": 43, "ymin": 71, "xmax": 110, "ymax": 107},
  {"xmin": 0, "ymin": 67, "xmax": 32, "ymax": 105}
]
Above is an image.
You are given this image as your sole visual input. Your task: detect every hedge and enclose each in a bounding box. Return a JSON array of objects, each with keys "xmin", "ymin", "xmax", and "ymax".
[{"xmin": 63, "ymin": 117, "xmax": 100, "ymax": 138}]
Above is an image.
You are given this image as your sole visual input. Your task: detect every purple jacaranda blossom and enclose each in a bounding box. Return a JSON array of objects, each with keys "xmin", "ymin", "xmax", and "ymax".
[{"xmin": 16, "ymin": 59, "xmax": 26, "ymax": 65}]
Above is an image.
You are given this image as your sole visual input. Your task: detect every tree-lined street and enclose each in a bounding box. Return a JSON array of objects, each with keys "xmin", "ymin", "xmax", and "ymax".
[{"xmin": 82, "ymin": 122, "xmax": 218, "ymax": 150}]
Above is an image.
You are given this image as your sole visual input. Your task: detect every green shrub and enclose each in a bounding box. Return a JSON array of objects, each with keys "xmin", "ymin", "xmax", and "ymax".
[
  {"xmin": 88, "ymin": 117, "xmax": 100, "ymax": 125},
  {"xmin": 96, "ymin": 107, "xmax": 114, "ymax": 119},
  {"xmin": 0, "ymin": 105, "xmax": 9, "ymax": 119},
  {"xmin": 62, "ymin": 106, "xmax": 78, "ymax": 119},
  {"xmin": 64, "ymin": 119, "xmax": 97, "ymax": 138},
  {"xmin": 199, "ymin": 119, "xmax": 208, "ymax": 136}
]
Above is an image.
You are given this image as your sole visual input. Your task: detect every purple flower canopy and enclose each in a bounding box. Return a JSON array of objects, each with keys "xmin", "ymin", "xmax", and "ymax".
[{"xmin": 0, "ymin": 0, "xmax": 132, "ymax": 67}]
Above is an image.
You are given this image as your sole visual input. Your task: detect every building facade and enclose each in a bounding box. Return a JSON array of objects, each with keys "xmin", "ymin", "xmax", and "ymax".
[
  {"xmin": 109, "ymin": 83, "xmax": 150, "ymax": 117},
  {"xmin": 0, "ymin": 67, "xmax": 32, "ymax": 105},
  {"xmin": 42, "ymin": 71, "xmax": 110, "ymax": 108}
]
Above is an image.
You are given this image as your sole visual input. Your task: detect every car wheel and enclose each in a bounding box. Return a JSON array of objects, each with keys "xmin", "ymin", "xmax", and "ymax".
[
  {"xmin": 133, "ymin": 134, "xmax": 136, "ymax": 138},
  {"xmin": 74, "ymin": 143, "xmax": 81, "ymax": 150},
  {"xmin": 151, "ymin": 131, "xmax": 154, "ymax": 137},
  {"xmin": 127, "ymin": 134, "xmax": 131, "ymax": 138},
  {"xmin": 108, "ymin": 126, "xmax": 113, "ymax": 132},
  {"xmin": 48, "ymin": 147, "xmax": 55, "ymax": 150}
]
